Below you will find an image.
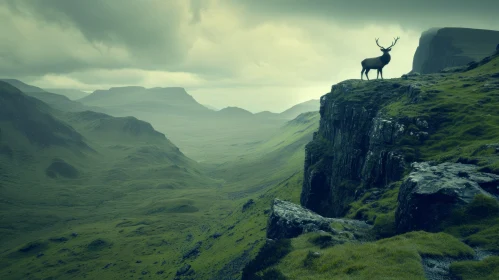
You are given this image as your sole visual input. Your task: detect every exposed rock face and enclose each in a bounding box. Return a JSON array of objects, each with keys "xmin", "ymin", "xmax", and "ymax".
[
  {"xmin": 267, "ymin": 199, "xmax": 372, "ymax": 240},
  {"xmin": 411, "ymin": 27, "xmax": 499, "ymax": 74},
  {"xmin": 301, "ymin": 80, "xmax": 430, "ymax": 217},
  {"xmin": 396, "ymin": 162, "xmax": 499, "ymax": 233}
]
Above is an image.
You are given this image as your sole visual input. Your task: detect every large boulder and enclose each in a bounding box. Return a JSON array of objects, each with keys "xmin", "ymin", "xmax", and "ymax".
[
  {"xmin": 396, "ymin": 162, "xmax": 499, "ymax": 233},
  {"xmin": 267, "ymin": 199, "xmax": 372, "ymax": 240},
  {"xmin": 411, "ymin": 27, "xmax": 499, "ymax": 74}
]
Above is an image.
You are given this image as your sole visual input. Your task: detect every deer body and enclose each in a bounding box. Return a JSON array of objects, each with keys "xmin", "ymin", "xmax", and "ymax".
[{"xmin": 361, "ymin": 37, "xmax": 399, "ymax": 80}]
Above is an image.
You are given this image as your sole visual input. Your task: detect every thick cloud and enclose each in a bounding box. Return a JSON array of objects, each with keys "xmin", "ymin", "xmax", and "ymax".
[
  {"xmin": 2, "ymin": 0, "xmax": 198, "ymax": 70},
  {"xmin": 0, "ymin": 0, "xmax": 497, "ymax": 112},
  {"xmin": 235, "ymin": 0, "xmax": 499, "ymax": 31}
]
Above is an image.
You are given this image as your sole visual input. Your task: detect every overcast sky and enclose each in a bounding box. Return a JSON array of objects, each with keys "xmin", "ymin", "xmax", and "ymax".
[{"xmin": 1, "ymin": 0, "xmax": 498, "ymax": 112}]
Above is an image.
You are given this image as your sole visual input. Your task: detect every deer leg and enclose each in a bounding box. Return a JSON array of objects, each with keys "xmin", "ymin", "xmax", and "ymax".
[
  {"xmin": 377, "ymin": 70, "xmax": 380, "ymax": 79},
  {"xmin": 361, "ymin": 68, "xmax": 365, "ymax": 80},
  {"xmin": 380, "ymin": 68, "xmax": 383, "ymax": 79},
  {"xmin": 365, "ymin": 69, "xmax": 370, "ymax": 80}
]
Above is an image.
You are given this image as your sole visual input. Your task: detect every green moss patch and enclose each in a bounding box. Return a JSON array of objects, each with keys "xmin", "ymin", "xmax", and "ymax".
[
  {"xmin": 444, "ymin": 195, "xmax": 499, "ymax": 252},
  {"xmin": 450, "ymin": 256, "xmax": 499, "ymax": 280},
  {"xmin": 273, "ymin": 231, "xmax": 473, "ymax": 280},
  {"xmin": 87, "ymin": 238, "xmax": 112, "ymax": 251}
]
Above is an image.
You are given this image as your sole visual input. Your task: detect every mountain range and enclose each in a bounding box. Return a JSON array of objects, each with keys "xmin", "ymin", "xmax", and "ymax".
[{"xmin": 1, "ymin": 79, "xmax": 320, "ymax": 162}]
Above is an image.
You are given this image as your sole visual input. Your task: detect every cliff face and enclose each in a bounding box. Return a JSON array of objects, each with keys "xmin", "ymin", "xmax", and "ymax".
[
  {"xmin": 301, "ymin": 80, "xmax": 428, "ymax": 217},
  {"xmin": 412, "ymin": 27, "xmax": 499, "ymax": 74}
]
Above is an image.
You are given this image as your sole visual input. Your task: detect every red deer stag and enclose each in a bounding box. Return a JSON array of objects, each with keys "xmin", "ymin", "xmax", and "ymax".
[{"xmin": 361, "ymin": 37, "xmax": 400, "ymax": 80}]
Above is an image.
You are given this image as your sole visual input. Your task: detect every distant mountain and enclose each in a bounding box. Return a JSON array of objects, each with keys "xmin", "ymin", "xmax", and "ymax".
[
  {"xmin": 76, "ymin": 86, "xmax": 288, "ymax": 161},
  {"xmin": 44, "ymin": 88, "xmax": 90, "ymax": 100},
  {"xmin": 216, "ymin": 106, "xmax": 254, "ymax": 118},
  {"xmin": 279, "ymin": 99, "xmax": 320, "ymax": 120},
  {"xmin": 66, "ymin": 111, "xmax": 171, "ymax": 145},
  {"xmin": 0, "ymin": 79, "xmax": 93, "ymax": 112},
  {"xmin": 0, "ymin": 79, "xmax": 45, "ymax": 93},
  {"xmin": 80, "ymin": 86, "xmax": 211, "ymax": 115},
  {"xmin": 255, "ymin": 111, "xmax": 280, "ymax": 119},
  {"xmin": 0, "ymin": 81, "xmax": 197, "ymax": 171},
  {"xmin": 203, "ymin": 104, "xmax": 219, "ymax": 111}
]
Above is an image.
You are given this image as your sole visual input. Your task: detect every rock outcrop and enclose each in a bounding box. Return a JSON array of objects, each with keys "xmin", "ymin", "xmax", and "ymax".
[
  {"xmin": 411, "ymin": 27, "xmax": 499, "ymax": 74},
  {"xmin": 396, "ymin": 162, "xmax": 499, "ymax": 233},
  {"xmin": 301, "ymin": 80, "xmax": 430, "ymax": 217},
  {"xmin": 267, "ymin": 199, "xmax": 372, "ymax": 240}
]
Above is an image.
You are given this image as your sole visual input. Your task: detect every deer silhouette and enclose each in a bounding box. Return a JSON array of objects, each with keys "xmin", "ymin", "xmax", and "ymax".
[{"xmin": 361, "ymin": 37, "xmax": 400, "ymax": 80}]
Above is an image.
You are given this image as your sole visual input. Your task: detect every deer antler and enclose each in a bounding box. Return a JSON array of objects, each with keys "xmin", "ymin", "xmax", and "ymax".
[
  {"xmin": 387, "ymin": 37, "xmax": 400, "ymax": 48},
  {"xmin": 375, "ymin": 38, "xmax": 384, "ymax": 49}
]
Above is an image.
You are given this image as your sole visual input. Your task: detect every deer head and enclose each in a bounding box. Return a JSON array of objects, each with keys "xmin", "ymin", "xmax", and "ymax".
[{"xmin": 376, "ymin": 37, "xmax": 400, "ymax": 54}]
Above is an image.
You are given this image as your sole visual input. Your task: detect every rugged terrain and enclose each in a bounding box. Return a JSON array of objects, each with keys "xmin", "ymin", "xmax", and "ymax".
[{"xmin": 243, "ymin": 48, "xmax": 499, "ymax": 279}]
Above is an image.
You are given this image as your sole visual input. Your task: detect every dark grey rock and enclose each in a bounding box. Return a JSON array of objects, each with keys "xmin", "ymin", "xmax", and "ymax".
[
  {"xmin": 242, "ymin": 199, "xmax": 255, "ymax": 212},
  {"xmin": 396, "ymin": 162, "xmax": 499, "ymax": 233},
  {"xmin": 103, "ymin": 263, "xmax": 112, "ymax": 269},
  {"xmin": 411, "ymin": 28, "xmax": 499, "ymax": 74},
  {"xmin": 422, "ymin": 256, "xmax": 454, "ymax": 280},
  {"xmin": 267, "ymin": 198, "xmax": 372, "ymax": 240},
  {"xmin": 182, "ymin": 241, "xmax": 202, "ymax": 260},
  {"xmin": 176, "ymin": 263, "xmax": 191, "ymax": 276}
]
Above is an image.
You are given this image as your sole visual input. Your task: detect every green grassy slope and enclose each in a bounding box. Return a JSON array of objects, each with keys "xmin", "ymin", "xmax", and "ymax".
[
  {"xmin": 207, "ymin": 112, "xmax": 319, "ymax": 196},
  {"xmin": 279, "ymin": 99, "xmax": 320, "ymax": 120},
  {"xmin": 0, "ymin": 81, "xmax": 318, "ymax": 280},
  {"xmin": 0, "ymin": 82, "xmax": 227, "ymax": 279}
]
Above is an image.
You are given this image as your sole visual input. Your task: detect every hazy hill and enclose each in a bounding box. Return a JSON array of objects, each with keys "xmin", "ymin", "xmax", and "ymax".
[
  {"xmin": 254, "ymin": 110, "xmax": 280, "ymax": 119},
  {"xmin": 80, "ymin": 86, "xmax": 211, "ymax": 116},
  {"xmin": 0, "ymin": 81, "xmax": 88, "ymax": 150},
  {"xmin": 279, "ymin": 99, "xmax": 320, "ymax": 119},
  {"xmin": 216, "ymin": 106, "xmax": 254, "ymax": 118},
  {"xmin": 203, "ymin": 104, "xmax": 219, "ymax": 111},
  {"xmin": 0, "ymin": 79, "xmax": 93, "ymax": 112},
  {"xmin": 44, "ymin": 88, "xmax": 90, "ymax": 100}
]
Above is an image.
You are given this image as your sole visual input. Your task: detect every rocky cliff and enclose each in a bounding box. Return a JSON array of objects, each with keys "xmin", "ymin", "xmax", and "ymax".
[
  {"xmin": 302, "ymin": 50, "xmax": 499, "ymax": 219},
  {"xmin": 411, "ymin": 27, "xmax": 499, "ymax": 74},
  {"xmin": 300, "ymin": 80, "xmax": 424, "ymax": 217}
]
